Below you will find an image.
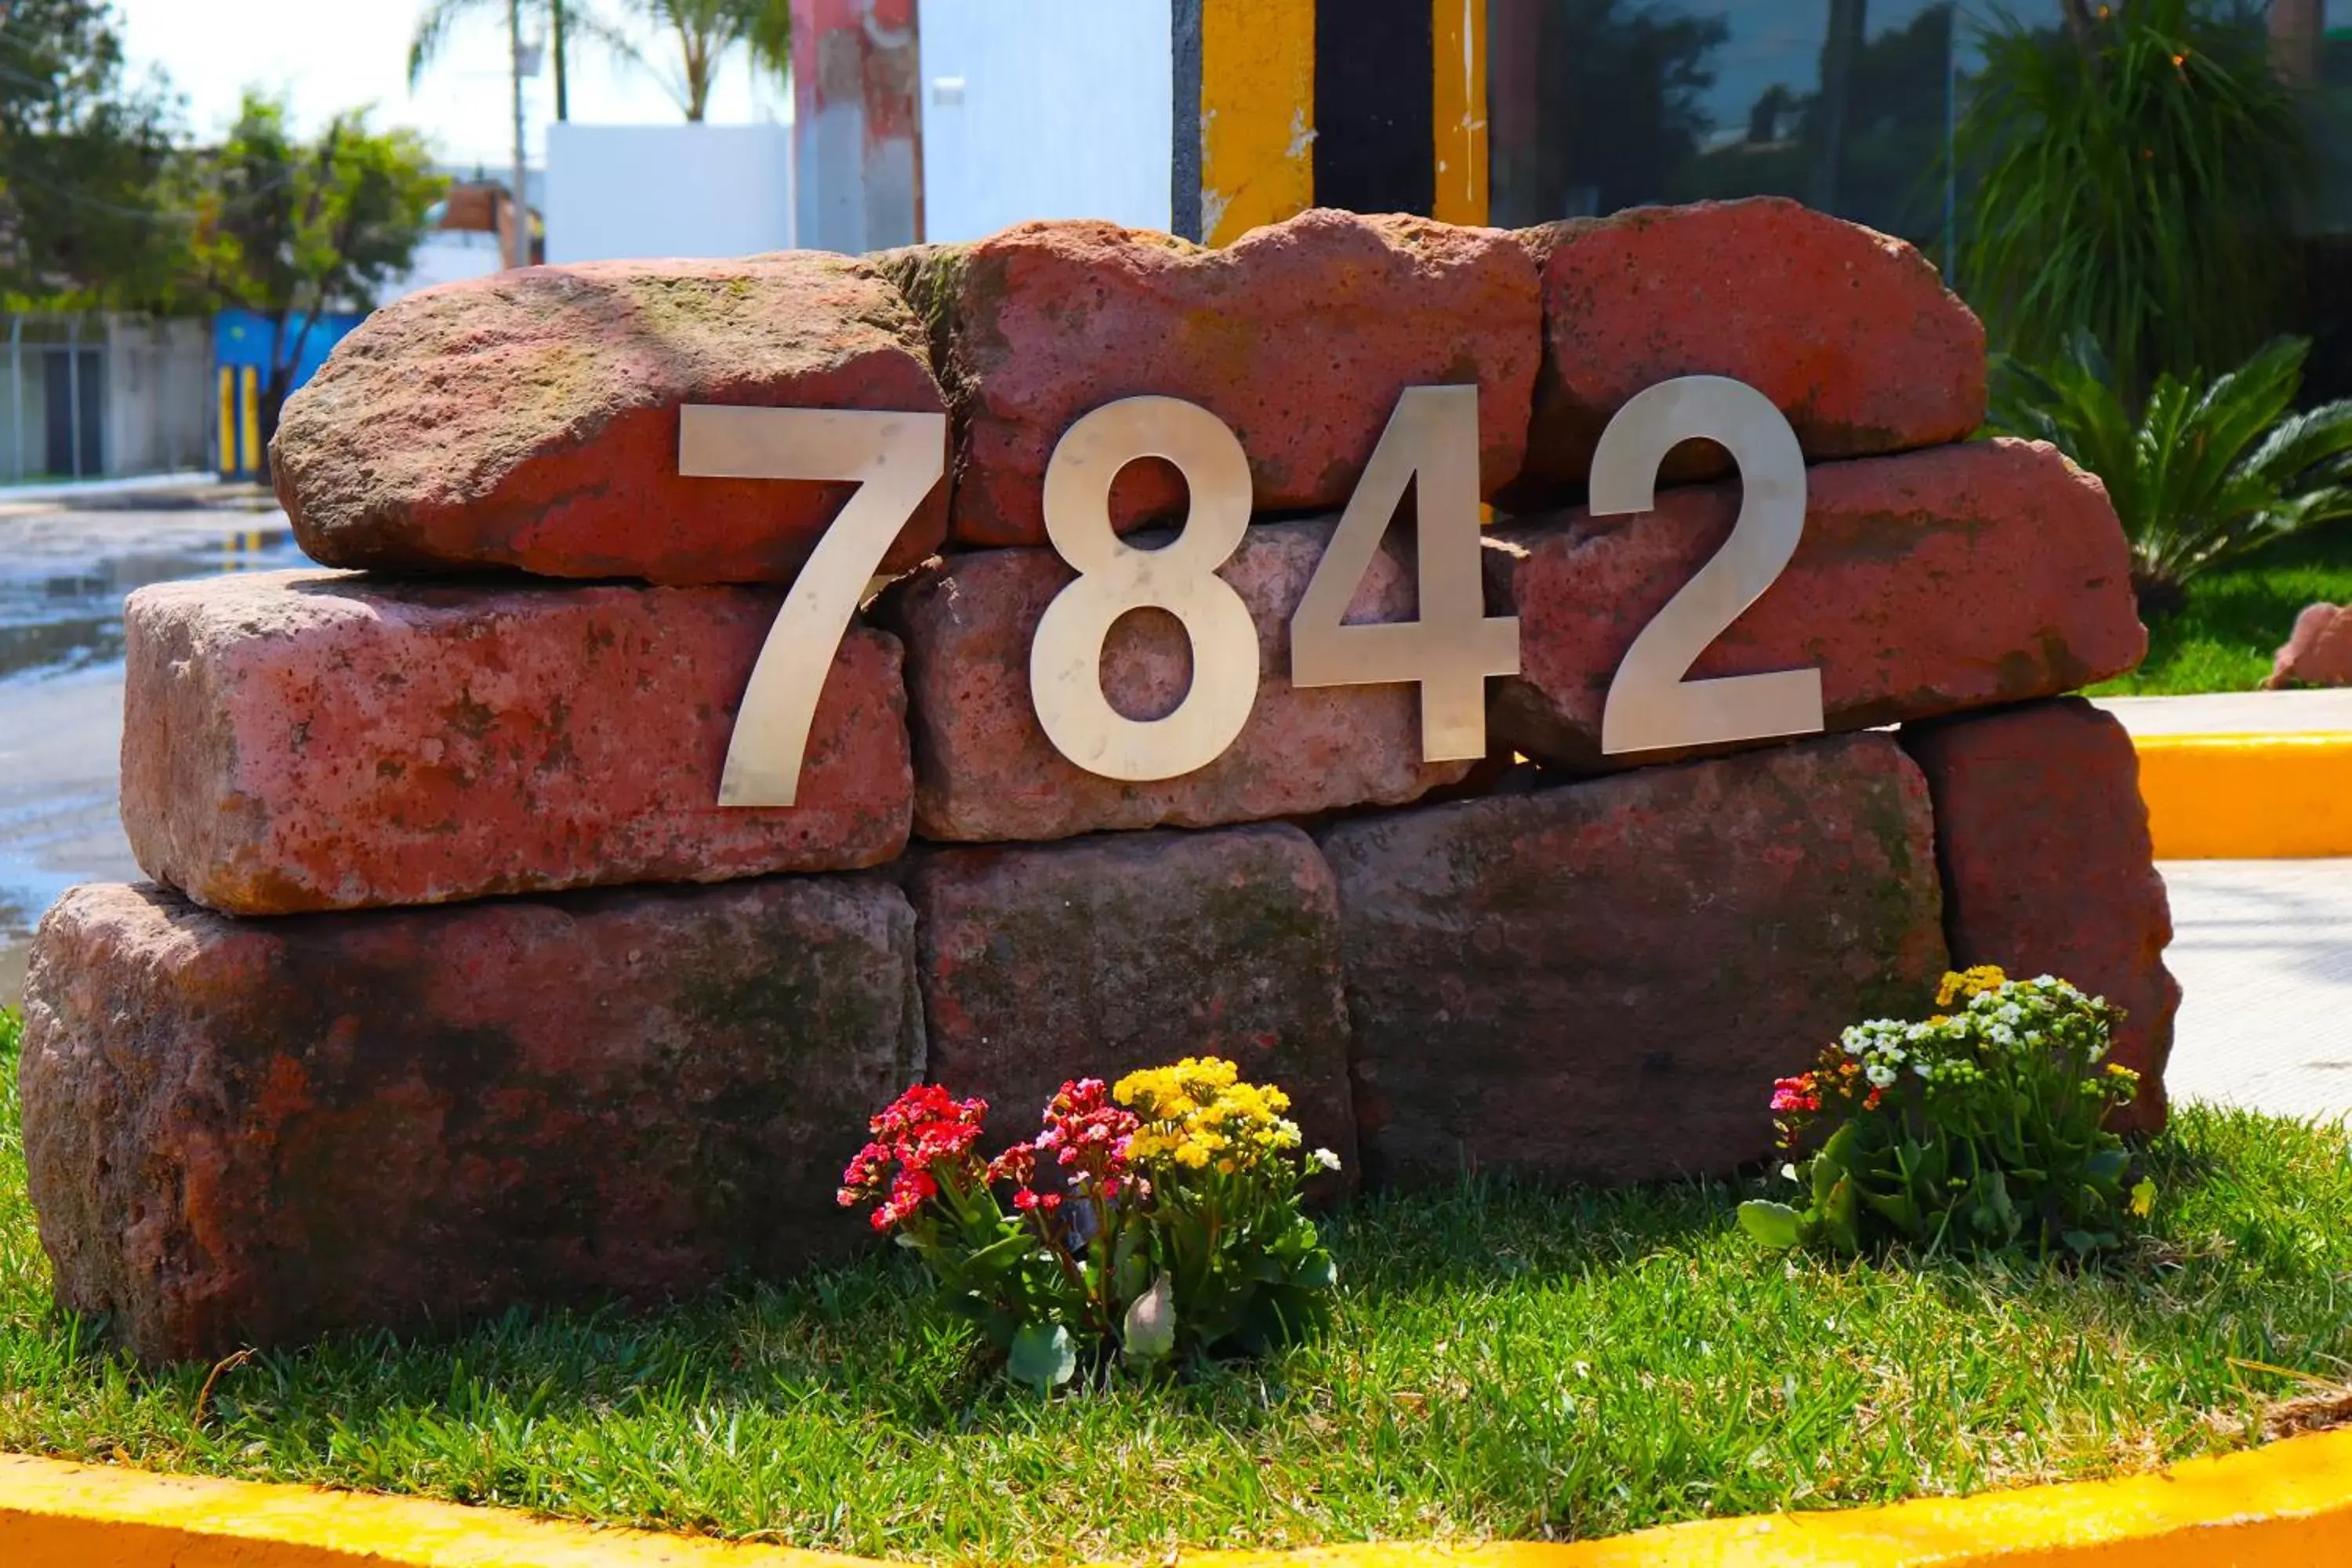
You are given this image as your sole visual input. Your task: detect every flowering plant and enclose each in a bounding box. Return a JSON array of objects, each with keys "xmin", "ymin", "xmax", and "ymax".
[
  {"xmin": 1738, "ymin": 967, "xmax": 2158, "ymax": 1259},
  {"xmin": 839, "ymin": 1058, "xmax": 1338, "ymax": 1390}
]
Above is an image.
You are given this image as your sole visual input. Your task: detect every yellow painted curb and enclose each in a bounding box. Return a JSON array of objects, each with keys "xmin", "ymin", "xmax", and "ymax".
[
  {"xmin": 1185, "ymin": 1426, "xmax": 2352, "ymax": 1566},
  {"xmin": 13, "ymin": 1427, "xmax": 2352, "ymax": 1568},
  {"xmin": 2133, "ymin": 732, "xmax": 2352, "ymax": 859},
  {"xmin": 0, "ymin": 1451, "xmax": 879, "ymax": 1568}
]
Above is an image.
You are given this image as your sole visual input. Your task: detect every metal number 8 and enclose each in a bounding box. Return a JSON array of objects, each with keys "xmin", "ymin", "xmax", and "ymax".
[{"xmin": 1028, "ymin": 397, "xmax": 1261, "ymax": 781}]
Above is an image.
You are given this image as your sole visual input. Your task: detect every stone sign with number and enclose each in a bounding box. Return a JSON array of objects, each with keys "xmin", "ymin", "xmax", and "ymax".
[{"xmin": 18, "ymin": 199, "xmax": 2180, "ymax": 1363}]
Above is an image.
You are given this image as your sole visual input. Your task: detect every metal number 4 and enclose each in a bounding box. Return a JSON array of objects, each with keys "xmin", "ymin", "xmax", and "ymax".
[
  {"xmin": 1290, "ymin": 384, "xmax": 1521, "ymax": 762},
  {"xmin": 680, "ymin": 405, "xmax": 946, "ymax": 807}
]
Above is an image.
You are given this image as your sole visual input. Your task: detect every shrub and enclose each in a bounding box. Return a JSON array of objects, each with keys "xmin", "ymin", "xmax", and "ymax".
[
  {"xmin": 1960, "ymin": 0, "xmax": 2310, "ymax": 401},
  {"xmin": 1738, "ymin": 967, "xmax": 2156, "ymax": 1260},
  {"xmin": 1987, "ymin": 332, "xmax": 2352, "ymax": 616},
  {"xmin": 837, "ymin": 1058, "xmax": 1337, "ymax": 1391}
]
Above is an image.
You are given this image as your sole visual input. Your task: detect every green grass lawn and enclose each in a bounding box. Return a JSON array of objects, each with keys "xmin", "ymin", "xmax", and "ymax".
[
  {"xmin": 5, "ymin": 1008, "xmax": 2352, "ymax": 1563},
  {"xmin": 2090, "ymin": 534, "xmax": 2352, "ymax": 697}
]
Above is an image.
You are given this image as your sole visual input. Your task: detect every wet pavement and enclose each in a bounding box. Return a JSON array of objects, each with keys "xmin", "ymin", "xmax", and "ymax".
[{"xmin": 0, "ymin": 486, "xmax": 304, "ymax": 998}]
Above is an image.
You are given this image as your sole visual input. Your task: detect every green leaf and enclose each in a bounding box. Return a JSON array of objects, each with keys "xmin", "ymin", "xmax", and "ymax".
[
  {"xmin": 1822, "ymin": 1176, "xmax": 1862, "ymax": 1254},
  {"xmin": 1111, "ymin": 1226, "xmax": 1149, "ymax": 1304},
  {"xmin": 1006, "ymin": 1323, "xmax": 1076, "ymax": 1392},
  {"xmin": 1813, "ymin": 1123, "xmax": 1859, "ymax": 1204},
  {"xmin": 1291, "ymin": 1250, "xmax": 1337, "ymax": 1291},
  {"xmin": 2086, "ymin": 1148, "xmax": 2130, "ymax": 1185},
  {"xmin": 1860, "ymin": 1186, "xmax": 1921, "ymax": 1236},
  {"xmin": 1737, "ymin": 1200, "xmax": 1805, "ymax": 1250},
  {"xmin": 1121, "ymin": 1273, "xmax": 1177, "ymax": 1363}
]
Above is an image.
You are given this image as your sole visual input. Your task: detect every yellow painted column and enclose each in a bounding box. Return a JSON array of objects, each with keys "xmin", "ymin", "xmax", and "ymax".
[
  {"xmin": 1197, "ymin": 0, "xmax": 1316, "ymax": 245},
  {"xmin": 1432, "ymin": 0, "xmax": 1489, "ymax": 226},
  {"xmin": 216, "ymin": 367, "xmax": 236, "ymax": 479},
  {"xmin": 239, "ymin": 368, "xmax": 262, "ymax": 475}
]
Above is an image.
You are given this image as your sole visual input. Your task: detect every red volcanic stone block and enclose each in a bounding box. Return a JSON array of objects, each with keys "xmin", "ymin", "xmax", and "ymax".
[
  {"xmin": 16, "ymin": 877, "xmax": 924, "ymax": 1363},
  {"xmin": 1319, "ymin": 734, "xmax": 1948, "ymax": 1186},
  {"xmin": 1486, "ymin": 439, "xmax": 2145, "ymax": 773},
  {"xmin": 908, "ymin": 823, "xmax": 1356, "ymax": 1181},
  {"xmin": 1902, "ymin": 699, "xmax": 2179, "ymax": 1134},
  {"xmin": 122, "ymin": 570, "xmax": 909, "ymax": 916},
  {"xmin": 1505, "ymin": 197, "xmax": 1986, "ymax": 506},
  {"xmin": 877, "ymin": 209, "xmax": 1540, "ymax": 547},
  {"xmin": 2268, "ymin": 602, "xmax": 2352, "ymax": 688},
  {"xmin": 271, "ymin": 254, "xmax": 948, "ymax": 583},
  {"xmin": 881, "ymin": 517, "xmax": 1470, "ymax": 842}
]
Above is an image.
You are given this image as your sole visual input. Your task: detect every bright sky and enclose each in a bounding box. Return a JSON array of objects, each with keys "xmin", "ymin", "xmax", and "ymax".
[{"xmin": 114, "ymin": 1, "xmax": 786, "ymax": 173}]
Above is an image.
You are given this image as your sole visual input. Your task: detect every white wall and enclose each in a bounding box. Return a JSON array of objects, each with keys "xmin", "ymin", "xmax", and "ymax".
[
  {"xmin": 918, "ymin": 0, "xmax": 1174, "ymax": 245},
  {"xmin": 544, "ymin": 123, "xmax": 796, "ymax": 265},
  {"xmin": 102, "ymin": 316, "xmax": 209, "ymax": 477},
  {"xmin": 385, "ymin": 231, "xmax": 505, "ymax": 301}
]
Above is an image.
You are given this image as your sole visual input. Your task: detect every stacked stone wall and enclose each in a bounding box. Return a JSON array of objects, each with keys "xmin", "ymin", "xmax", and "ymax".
[{"xmin": 15, "ymin": 196, "xmax": 2180, "ymax": 1363}]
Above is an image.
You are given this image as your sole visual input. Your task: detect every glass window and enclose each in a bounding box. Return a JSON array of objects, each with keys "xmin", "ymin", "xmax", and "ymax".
[{"xmin": 1490, "ymin": 1, "xmax": 2069, "ymax": 264}]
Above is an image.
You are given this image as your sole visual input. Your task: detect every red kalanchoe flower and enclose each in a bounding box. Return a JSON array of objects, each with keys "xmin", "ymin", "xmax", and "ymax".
[
  {"xmin": 838, "ymin": 1139, "xmax": 895, "ymax": 1207},
  {"xmin": 872, "ymin": 1167, "xmax": 940, "ymax": 1232},
  {"xmin": 1011, "ymin": 1185, "xmax": 1062, "ymax": 1215},
  {"xmin": 988, "ymin": 1139, "xmax": 1038, "ymax": 1186},
  {"xmin": 1769, "ymin": 1074, "xmax": 1821, "ymax": 1115},
  {"xmin": 1035, "ymin": 1077, "xmax": 1141, "ymax": 1199},
  {"xmin": 839, "ymin": 1083, "xmax": 993, "ymax": 1232}
]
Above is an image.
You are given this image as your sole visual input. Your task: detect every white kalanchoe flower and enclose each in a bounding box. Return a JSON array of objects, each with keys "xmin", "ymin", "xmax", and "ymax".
[
  {"xmin": 1866, "ymin": 1062, "xmax": 1898, "ymax": 1089},
  {"xmin": 1312, "ymin": 1148, "xmax": 1341, "ymax": 1172},
  {"xmin": 1913, "ymin": 1062, "xmax": 1933, "ymax": 1079}
]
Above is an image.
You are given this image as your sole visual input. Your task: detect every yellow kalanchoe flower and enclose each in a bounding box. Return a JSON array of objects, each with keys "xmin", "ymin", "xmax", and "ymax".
[
  {"xmin": 1936, "ymin": 965, "xmax": 2010, "ymax": 1008},
  {"xmin": 1116, "ymin": 1056, "xmax": 1304, "ymax": 1175}
]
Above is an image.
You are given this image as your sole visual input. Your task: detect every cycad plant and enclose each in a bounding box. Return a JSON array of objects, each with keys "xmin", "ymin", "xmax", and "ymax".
[
  {"xmin": 1988, "ymin": 333, "xmax": 2352, "ymax": 616},
  {"xmin": 1961, "ymin": 0, "xmax": 2310, "ymax": 402}
]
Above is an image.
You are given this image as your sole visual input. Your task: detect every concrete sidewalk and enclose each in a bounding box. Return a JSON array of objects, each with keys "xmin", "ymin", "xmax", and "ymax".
[
  {"xmin": 2088, "ymin": 693, "xmax": 2352, "ymax": 1117},
  {"xmin": 2160, "ymin": 858, "xmax": 2352, "ymax": 1123},
  {"xmin": 2095, "ymin": 689, "xmax": 2352, "ymax": 737}
]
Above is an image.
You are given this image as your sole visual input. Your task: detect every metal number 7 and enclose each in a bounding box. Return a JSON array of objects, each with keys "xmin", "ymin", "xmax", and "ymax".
[{"xmin": 679, "ymin": 405, "xmax": 946, "ymax": 807}]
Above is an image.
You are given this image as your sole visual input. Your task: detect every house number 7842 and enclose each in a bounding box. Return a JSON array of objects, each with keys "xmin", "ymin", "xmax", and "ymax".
[{"xmin": 678, "ymin": 376, "xmax": 1825, "ymax": 808}]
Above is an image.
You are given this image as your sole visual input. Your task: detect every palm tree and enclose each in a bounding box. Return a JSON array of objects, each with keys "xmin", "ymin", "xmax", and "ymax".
[
  {"xmin": 615, "ymin": 0, "xmax": 790, "ymax": 122},
  {"xmin": 408, "ymin": 1, "xmax": 788, "ymax": 125},
  {"xmin": 409, "ymin": 0, "xmax": 611, "ymax": 122}
]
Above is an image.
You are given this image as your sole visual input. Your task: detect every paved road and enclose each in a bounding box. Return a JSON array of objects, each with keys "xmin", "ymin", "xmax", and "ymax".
[{"xmin": 0, "ymin": 488, "xmax": 297, "ymax": 997}]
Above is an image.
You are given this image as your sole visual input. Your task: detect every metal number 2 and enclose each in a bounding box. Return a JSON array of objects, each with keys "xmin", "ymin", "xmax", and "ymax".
[
  {"xmin": 1592, "ymin": 376, "xmax": 1824, "ymax": 757},
  {"xmin": 680, "ymin": 405, "xmax": 946, "ymax": 806}
]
